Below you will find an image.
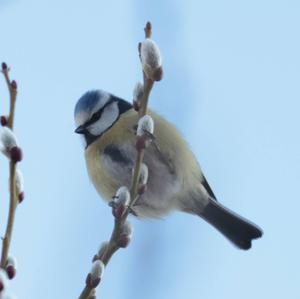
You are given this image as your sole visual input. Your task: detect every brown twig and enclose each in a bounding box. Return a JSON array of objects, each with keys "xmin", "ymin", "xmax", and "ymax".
[
  {"xmin": 0, "ymin": 64, "xmax": 19, "ymax": 268},
  {"xmin": 78, "ymin": 21, "xmax": 159, "ymax": 299},
  {"xmin": 0, "ymin": 161, "xmax": 17, "ymax": 268},
  {"xmin": 144, "ymin": 21, "xmax": 152, "ymax": 39}
]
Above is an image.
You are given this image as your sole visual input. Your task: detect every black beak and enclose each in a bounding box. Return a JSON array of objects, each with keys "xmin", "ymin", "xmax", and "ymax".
[{"xmin": 74, "ymin": 125, "xmax": 86, "ymax": 134}]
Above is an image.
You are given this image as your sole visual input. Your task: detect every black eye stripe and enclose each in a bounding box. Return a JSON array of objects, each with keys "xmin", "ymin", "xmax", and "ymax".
[{"xmin": 85, "ymin": 98, "xmax": 115, "ymax": 126}]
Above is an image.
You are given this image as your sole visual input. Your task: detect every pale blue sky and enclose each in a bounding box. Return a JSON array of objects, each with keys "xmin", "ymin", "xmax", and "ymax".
[{"xmin": 0, "ymin": 1, "xmax": 299, "ymax": 299}]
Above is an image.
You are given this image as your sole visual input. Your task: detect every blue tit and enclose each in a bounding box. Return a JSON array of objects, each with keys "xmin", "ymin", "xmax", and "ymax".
[{"xmin": 74, "ymin": 90, "xmax": 263, "ymax": 250}]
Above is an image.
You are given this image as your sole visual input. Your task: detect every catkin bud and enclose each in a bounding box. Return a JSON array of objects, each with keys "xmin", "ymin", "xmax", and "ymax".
[
  {"xmin": 15, "ymin": 169, "xmax": 24, "ymax": 203},
  {"xmin": 137, "ymin": 115, "xmax": 154, "ymax": 136},
  {"xmin": 0, "ymin": 269, "xmax": 8, "ymax": 293},
  {"xmin": 1, "ymin": 62, "xmax": 8, "ymax": 71},
  {"xmin": 1, "ymin": 116, "xmax": 8, "ymax": 126},
  {"xmin": 6, "ymin": 256, "xmax": 17, "ymax": 279},
  {"xmin": 118, "ymin": 221, "xmax": 133, "ymax": 248},
  {"xmin": 90, "ymin": 260, "xmax": 104, "ymax": 281},
  {"xmin": 18, "ymin": 192, "xmax": 24, "ymax": 203},
  {"xmin": 10, "ymin": 80, "xmax": 17, "ymax": 90},
  {"xmin": 0, "ymin": 127, "xmax": 22, "ymax": 162},
  {"xmin": 133, "ymin": 101, "xmax": 140, "ymax": 112},
  {"xmin": 138, "ymin": 163, "xmax": 148, "ymax": 194},
  {"xmin": 6, "ymin": 265, "xmax": 16, "ymax": 280},
  {"xmin": 139, "ymin": 163, "xmax": 148, "ymax": 185},
  {"xmin": 97, "ymin": 242, "xmax": 109, "ymax": 260},
  {"xmin": 122, "ymin": 220, "xmax": 133, "ymax": 236},
  {"xmin": 140, "ymin": 39, "xmax": 163, "ymax": 81},
  {"xmin": 0, "ymin": 127, "xmax": 18, "ymax": 150},
  {"xmin": 6, "ymin": 256, "xmax": 17, "ymax": 270},
  {"xmin": 86, "ymin": 260, "xmax": 104, "ymax": 288},
  {"xmin": 133, "ymin": 82, "xmax": 144, "ymax": 102},
  {"xmin": 115, "ymin": 187, "xmax": 130, "ymax": 205},
  {"xmin": 133, "ymin": 82, "xmax": 144, "ymax": 111},
  {"xmin": 136, "ymin": 115, "xmax": 154, "ymax": 151},
  {"xmin": 111, "ymin": 187, "xmax": 130, "ymax": 219},
  {"xmin": 88, "ymin": 288, "xmax": 96, "ymax": 299},
  {"xmin": 10, "ymin": 146, "xmax": 22, "ymax": 163}
]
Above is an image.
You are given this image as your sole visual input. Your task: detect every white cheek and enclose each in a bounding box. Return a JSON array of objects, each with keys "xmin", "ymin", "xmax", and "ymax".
[{"xmin": 88, "ymin": 102, "xmax": 119, "ymax": 136}]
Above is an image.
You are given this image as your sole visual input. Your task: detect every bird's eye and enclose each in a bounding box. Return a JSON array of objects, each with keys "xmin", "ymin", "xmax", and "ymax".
[
  {"xmin": 89, "ymin": 110, "xmax": 102, "ymax": 123},
  {"xmin": 88, "ymin": 98, "xmax": 115, "ymax": 125}
]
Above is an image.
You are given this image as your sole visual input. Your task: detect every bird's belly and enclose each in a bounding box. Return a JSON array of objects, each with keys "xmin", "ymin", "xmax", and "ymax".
[{"xmin": 97, "ymin": 143, "xmax": 182, "ymax": 217}]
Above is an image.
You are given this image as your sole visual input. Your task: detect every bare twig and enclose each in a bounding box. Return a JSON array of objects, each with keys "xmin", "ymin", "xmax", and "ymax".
[
  {"xmin": 78, "ymin": 21, "xmax": 160, "ymax": 299},
  {"xmin": 0, "ymin": 64, "xmax": 19, "ymax": 269},
  {"xmin": 144, "ymin": 21, "xmax": 152, "ymax": 39},
  {"xmin": 0, "ymin": 161, "xmax": 17, "ymax": 268},
  {"xmin": 1, "ymin": 64, "xmax": 17, "ymax": 130}
]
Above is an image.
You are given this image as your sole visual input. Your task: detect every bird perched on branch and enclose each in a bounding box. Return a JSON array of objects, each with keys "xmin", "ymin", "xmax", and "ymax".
[{"xmin": 74, "ymin": 90, "xmax": 263, "ymax": 250}]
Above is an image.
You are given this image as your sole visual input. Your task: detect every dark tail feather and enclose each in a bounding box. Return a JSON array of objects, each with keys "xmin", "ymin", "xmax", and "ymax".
[{"xmin": 200, "ymin": 199, "xmax": 263, "ymax": 250}]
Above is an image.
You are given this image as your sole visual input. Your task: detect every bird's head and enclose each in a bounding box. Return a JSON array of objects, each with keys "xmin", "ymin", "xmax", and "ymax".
[{"xmin": 74, "ymin": 90, "xmax": 132, "ymax": 147}]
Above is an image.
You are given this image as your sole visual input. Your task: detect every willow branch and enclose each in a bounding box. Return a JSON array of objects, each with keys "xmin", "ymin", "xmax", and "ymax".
[
  {"xmin": 78, "ymin": 21, "xmax": 158, "ymax": 299},
  {"xmin": 0, "ymin": 64, "xmax": 19, "ymax": 269},
  {"xmin": 0, "ymin": 161, "xmax": 17, "ymax": 268}
]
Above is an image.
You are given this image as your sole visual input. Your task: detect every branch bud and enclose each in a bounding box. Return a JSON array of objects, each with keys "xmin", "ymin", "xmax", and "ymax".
[
  {"xmin": 133, "ymin": 82, "xmax": 144, "ymax": 111},
  {"xmin": 133, "ymin": 101, "xmax": 140, "ymax": 112},
  {"xmin": 5, "ymin": 266, "xmax": 16, "ymax": 280},
  {"xmin": 152, "ymin": 66, "xmax": 163, "ymax": 81},
  {"xmin": 0, "ymin": 128, "xmax": 23, "ymax": 163},
  {"xmin": 88, "ymin": 288, "xmax": 96, "ymax": 299},
  {"xmin": 97, "ymin": 242, "xmax": 109, "ymax": 260},
  {"xmin": 144, "ymin": 21, "xmax": 152, "ymax": 38},
  {"xmin": 137, "ymin": 115, "xmax": 154, "ymax": 136},
  {"xmin": 139, "ymin": 163, "xmax": 148, "ymax": 185},
  {"xmin": 86, "ymin": 260, "xmax": 104, "ymax": 288},
  {"xmin": 1, "ymin": 116, "xmax": 8, "ymax": 126},
  {"xmin": 118, "ymin": 221, "xmax": 133, "ymax": 248},
  {"xmin": 0, "ymin": 269, "xmax": 8, "ymax": 293},
  {"xmin": 133, "ymin": 82, "xmax": 144, "ymax": 102},
  {"xmin": 135, "ymin": 135, "xmax": 147, "ymax": 151},
  {"xmin": 18, "ymin": 192, "xmax": 24, "ymax": 203},
  {"xmin": 16, "ymin": 169, "xmax": 24, "ymax": 203},
  {"xmin": 140, "ymin": 39, "xmax": 162, "ymax": 81},
  {"xmin": 0, "ymin": 127, "xmax": 18, "ymax": 151},
  {"xmin": 5, "ymin": 256, "xmax": 17, "ymax": 280},
  {"xmin": 10, "ymin": 146, "xmax": 23, "ymax": 163},
  {"xmin": 1, "ymin": 62, "xmax": 8, "ymax": 71},
  {"xmin": 136, "ymin": 115, "xmax": 154, "ymax": 150},
  {"xmin": 111, "ymin": 186, "xmax": 130, "ymax": 219},
  {"xmin": 10, "ymin": 80, "xmax": 17, "ymax": 90},
  {"xmin": 138, "ymin": 163, "xmax": 148, "ymax": 194}
]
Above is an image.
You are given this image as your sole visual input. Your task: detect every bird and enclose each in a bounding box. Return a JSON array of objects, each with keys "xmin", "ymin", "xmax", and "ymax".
[{"xmin": 74, "ymin": 89, "xmax": 263, "ymax": 250}]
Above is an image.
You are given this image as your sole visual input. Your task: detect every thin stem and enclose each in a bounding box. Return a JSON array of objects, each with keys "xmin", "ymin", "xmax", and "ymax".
[
  {"xmin": 129, "ymin": 152, "xmax": 145, "ymax": 206},
  {"xmin": 97, "ymin": 71, "xmax": 154, "ymax": 269},
  {"xmin": 2, "ymin": 69, "xmax": 11, "ymax": 93},
  {"xmin": 8, "ymin": 88, "xmax": 17, "ymax": 130},
  {"xmin": 0, "ymin": 161, "xmax": 17, "ymax": 268},
  {"xmin": 144, "ymin": 21, "xmax": 152, "ymax": 39},
  {"xmin": 1, "ymin": 67, "xmax": 17, "ymax": 130},
  {"xmin": 0, "ymin": 65, "xmax": 18, "ymax": 268},
  {"xmin": 139, "ymin": 76, "xmax": 154, "ymax": 116},
  {"xmin": 78, "ymin": 21, "xmax": 157, "ymax": 299},
  {"xmin": 79, "ymin": 286, "xmax": 93, "ymax": 299}
]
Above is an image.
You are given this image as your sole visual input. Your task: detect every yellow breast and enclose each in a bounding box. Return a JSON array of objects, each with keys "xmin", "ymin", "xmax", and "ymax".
[{"xmin": 85, "ymin": 109, "xmax": 203, "ymax": 203}]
